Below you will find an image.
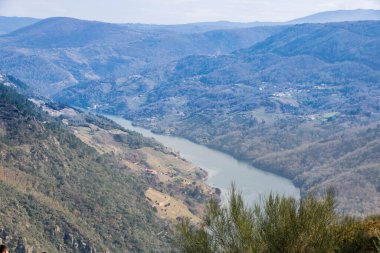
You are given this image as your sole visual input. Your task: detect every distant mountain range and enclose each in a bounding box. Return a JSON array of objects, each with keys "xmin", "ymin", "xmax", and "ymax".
[
  {"xmin": 1, "ymin": 9, "xmax": 380, "ymax": 35},
  {"xmin": 1, "ymin": 9, "xmax": 378, "ymax": 96},
  {"xmin": 0, "ymin": 17, "xmax": 285, "ymax": 95},
  {"xmin": 157, "ymin": 9, "xmax": 380, "ymax": 31},
  {"xmin": 0, "ymin": 16, "xmax": 39, "ymax": 35},
  {"xmin": 287, "ymin": 9, "xmax": 380, "ymax": 24}
]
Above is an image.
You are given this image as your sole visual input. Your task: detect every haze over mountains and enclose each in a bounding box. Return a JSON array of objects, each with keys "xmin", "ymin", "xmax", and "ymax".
[
  {"xmin": 0, "ymin": 16, "xmax": 39, "ymax": 35},
  {"xmin": 287, "ymin": 9, "xmax": 380, "ymax": 24},
  {"xmin": 0, "ymin": 9, "xmax": 379, "ymax": 217},
  {"xmin": 1, "ymin": 9, "xmax": 380, "ymax": 34}
]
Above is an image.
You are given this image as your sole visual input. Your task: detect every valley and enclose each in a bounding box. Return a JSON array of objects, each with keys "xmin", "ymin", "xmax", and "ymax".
[
  {"xmin": 52, "ymin": 21, "xmax": 380, "ymax": 216},
  {"xmin": 0, "ymin": 9, "xmax": 379, "ymax": 223}
]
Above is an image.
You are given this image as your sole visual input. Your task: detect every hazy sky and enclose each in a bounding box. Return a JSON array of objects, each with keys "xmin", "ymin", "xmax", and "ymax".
[{"xmin": 0, "ymin": 0, "xmax": 379, "ymax": 24}]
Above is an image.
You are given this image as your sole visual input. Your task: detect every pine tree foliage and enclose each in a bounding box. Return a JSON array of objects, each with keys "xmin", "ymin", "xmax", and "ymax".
[{"xmin": 177, "ymin": 185, "xmax": 379, "ymax": 253}]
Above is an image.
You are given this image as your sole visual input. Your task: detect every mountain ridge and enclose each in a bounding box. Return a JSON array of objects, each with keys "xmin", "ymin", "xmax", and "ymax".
[
  {"xmin": 0, "ymin": 17, "xmax": 285, "ymax": 95},
  {"xmin": 287, "ymin": 9, "xmax": 380, "ymax": 24},
  {"xmin": 1, "ymin": 9, "xmax": 380, "ymax": 36}
]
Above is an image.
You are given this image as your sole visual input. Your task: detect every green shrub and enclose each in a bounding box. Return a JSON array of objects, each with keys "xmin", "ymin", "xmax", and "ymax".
[{"xmin": 177, "ymin": 185, "xmax": 379, "ymax": 253}]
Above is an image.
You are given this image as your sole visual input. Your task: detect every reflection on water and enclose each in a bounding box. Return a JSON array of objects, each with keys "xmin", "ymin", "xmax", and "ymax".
[{"xmin": 107, "ymin": 115, "xmax": 300, "ymax": 206}]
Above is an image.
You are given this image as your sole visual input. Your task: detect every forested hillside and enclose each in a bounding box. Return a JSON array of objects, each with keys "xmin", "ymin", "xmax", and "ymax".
[
  {"xmin": 0, "ymin": 17, "xmax": 285, "ymax": 96},
  {"xmin": 0, "ymin": 79, "xmax": 171, "ymax": 252},
  {"xmin": 0, "ymin": 76, "xmax": 215, "ymax": 252}
]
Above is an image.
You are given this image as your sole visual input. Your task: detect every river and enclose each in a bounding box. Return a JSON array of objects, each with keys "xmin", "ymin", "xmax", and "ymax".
[{"xmin": 107, "ymin": 115, "xmax": 300, "ymax": 206}]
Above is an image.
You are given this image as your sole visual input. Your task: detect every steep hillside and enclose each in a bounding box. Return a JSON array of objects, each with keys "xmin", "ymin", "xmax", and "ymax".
[
  {"xmin": 0, "ymin": 79, "xmax": 168, "ymax": 252},
  {"xmin": 1, "ymin": 9, "xmax": 378, "ymax": 37},
  {"xmin": 0, "ymin": 75, "xmax": 215, "ymax": 252},
  {"xmin": 54, "ymin": 21, "xmax": 380, "ymax": 216}
]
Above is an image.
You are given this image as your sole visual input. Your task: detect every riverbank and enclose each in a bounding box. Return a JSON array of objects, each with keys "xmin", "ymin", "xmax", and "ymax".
[{"xmin": 106, "ymin": 115, "xmax": 300, "ymax": 207}]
